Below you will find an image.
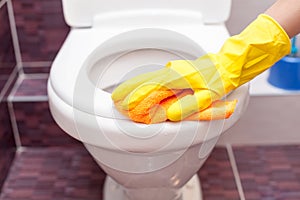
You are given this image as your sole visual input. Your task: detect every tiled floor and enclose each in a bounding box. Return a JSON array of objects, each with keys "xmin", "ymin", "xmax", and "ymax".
[
  {"xmin": 198, "ymin": 147, "xmax": 240, "ymax": 200},
  {"xmin": 233, "ymin": 145, "xmax": 300, "ymax": 200},
  {"xmin": 2, "ymin": 75, "xmax": 300, "ymax": 200},
  {"xmin": 2, "ymin": 145, "xmax": 300, "ymax": 200},
  {"xmin": 0, "ymin": 146, "xmax": 105, "ymax": 200},
  {"xmin": 0, "ymin": 146, "xmax": 238, "ymax": 200}
]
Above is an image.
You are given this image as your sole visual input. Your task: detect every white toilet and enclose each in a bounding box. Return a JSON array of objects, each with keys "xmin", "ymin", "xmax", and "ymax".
[{"xmin": 48, "ymin": 0, "xmax": 250, "ymax": 199}]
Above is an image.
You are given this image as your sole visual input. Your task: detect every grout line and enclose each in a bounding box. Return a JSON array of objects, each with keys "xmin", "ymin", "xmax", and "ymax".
[
  {"xmin": 0, "ymin": 146, "xmax": 18, "ymax": 200},
  {"xmin": 22, "ymin": 73, "xmax": 49, "ymax": 79},
  {"xmin": 7, "ymin": 74, "xmax": 49, "ymax": 102},
  {"xmin": 12, "ymin": 96, "xmax": 48, "ymax": 102},
  {"xmin": 226, "ymin": 144, "xmax": 246, "ymax": 200},
  {"xmin": 7, "ymin": 73, "xmax": 23, "ymax": 102},
  {"xmin": 7, "ymin": 0, "xmax": 23, "ymax": 74},
  {"xmin": 16, "ymin": 146, "xmax": 27, "ymax": 153},
  {"xmin": 22, "ymin": 61, "xmax": 52, "ymax": 68},
  {"xmin": 7, "ymin": 101, "xmax": 22, "ymax": 148},
  {"xmin": 0, "ymin": 66, "xmax": 18, "ymax": 103}
]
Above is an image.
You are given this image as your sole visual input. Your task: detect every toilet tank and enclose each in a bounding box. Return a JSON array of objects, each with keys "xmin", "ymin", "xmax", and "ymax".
[{"xmin": 62, "ymin": 0, "xmax": 231, "ymax": 27}]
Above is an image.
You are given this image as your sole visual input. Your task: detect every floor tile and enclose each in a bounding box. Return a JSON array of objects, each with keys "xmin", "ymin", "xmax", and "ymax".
[
  {"xmin": 0, "ymin": 147, "xmax": 106, "ymax": 200},
  {"xmin": 0, "ymin": 147, "xmax": 239, "ymax": 200},
  {"xmin": 198, "ymin": 147, "xmax": 240, "ymax": 200},
  {"xmin": 234, "ymin": 145, "xmax": 300, "ymax": 200}
]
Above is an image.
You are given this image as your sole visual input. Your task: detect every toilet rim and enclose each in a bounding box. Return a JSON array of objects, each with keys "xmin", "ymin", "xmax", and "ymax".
[
  {"xmin": 47, "ymin": 21, "xmax": 251, "ymax": 156},
  {"xmin": 49, "ymin": 26, "xmax": 241, "ymax": 121},
  {"xmin": 48, "ymin": 27, "xmax": 250, "ymax": 150},
  {"xmin": 49, "ymin": 79, "xmax": 249, "ymax": 175},
  {"xmin": 52, "ymin": 28, "xmax": 209, "ymax": 119},
  {"xmin": 50, "ymin": 22, "xmax": 232, "ymax": 117},
  {"xmin": 48, "ymin": 77, "xmax": 249, "ymax": 154}
]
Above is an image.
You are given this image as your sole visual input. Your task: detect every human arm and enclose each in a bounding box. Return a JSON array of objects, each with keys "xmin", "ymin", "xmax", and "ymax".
[
  {"xmin": 265, "ymin": 0, "xmax": 300, "ymax": 38},
  {"xmin": 112, "ymin": 0, "xmax": 295, "ymax": 123}
]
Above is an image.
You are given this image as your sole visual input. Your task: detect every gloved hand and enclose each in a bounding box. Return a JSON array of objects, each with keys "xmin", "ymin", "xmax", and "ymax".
[{"xmin": 112, "ymin": 14, "xmax": 291, "ymax": 122}]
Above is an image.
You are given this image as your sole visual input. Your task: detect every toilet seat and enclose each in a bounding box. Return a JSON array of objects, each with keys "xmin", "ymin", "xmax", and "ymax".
[
  {"xmin": 62, "ymin": 0, "xmax": 231, "ymax": 27},
  {"xmin": 50, "ymin": 0, "xmax": 233, "ymax": 120},
  {"xmin": 48, "ymin": 26, "xmax": 250, "ymax": 154},
  {"xmin": 48, "ymin": 0, "xmax": 250, "ymax": 154},
  {"xmin": 48, "ymin": 1, "xmax": 251, "ymax": 199},
  {"xmin": 49, "ymin": 26, "xmax": 230, "ymax": 119}
]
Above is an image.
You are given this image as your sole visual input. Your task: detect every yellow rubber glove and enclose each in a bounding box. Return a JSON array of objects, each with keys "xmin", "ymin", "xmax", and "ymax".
[{"xmin": 112, "ymin": 14, "xmax": 291, "ymax": 121}]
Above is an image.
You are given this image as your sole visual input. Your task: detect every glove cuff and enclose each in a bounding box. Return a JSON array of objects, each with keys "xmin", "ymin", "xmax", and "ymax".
[
  {"xmin": 260, "ymin": 14, "xmax": 290, "ymax": 43},
  {"xmin": 215, "ymin": 14, "xmax": 291, "ymax": 89}
]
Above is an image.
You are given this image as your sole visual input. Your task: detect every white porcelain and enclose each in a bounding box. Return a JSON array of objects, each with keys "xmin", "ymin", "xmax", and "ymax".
[
  {"xmin": 48, "ymin": 1, "xmax": 250, "ymax": 199},
  {"xmin": 62, "ymin": 0, "xmax": 231, "ymax": 27},
  {"xmin": 103, "ymin": 175, "xmax": 202, "ymax": 200}
]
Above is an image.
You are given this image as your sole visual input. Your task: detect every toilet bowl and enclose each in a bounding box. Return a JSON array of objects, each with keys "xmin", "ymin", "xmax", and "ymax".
[{"xmin": 48, "ymin": 0, "xmax": 250, "ymax": 199}]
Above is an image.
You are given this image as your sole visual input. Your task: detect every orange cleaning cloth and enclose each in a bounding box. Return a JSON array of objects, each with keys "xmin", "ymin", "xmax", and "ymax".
[{"xmin": 114, "ymin": 89, "xmax": 237, "ymax": 124}]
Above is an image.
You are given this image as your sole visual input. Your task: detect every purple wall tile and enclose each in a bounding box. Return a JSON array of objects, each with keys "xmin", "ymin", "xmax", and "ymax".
[
  {"xmin": 23, "ymin": 66, "xmax": 51, "ymax": 74},
  {"xmin": 11, "ymin": 76, "xmax": 81, "ymax": 147},
  {"xmin": 0, "ymin": 3, "xmax": 16, "ymax": 92},
  {"xmin": 0, "ymin": 79, "xmax": 6, "ymax": 93},
  {"xmin": 2, "ymin": 71, "xmax": 18, "ymax": 100},
  {"xmin": 13, "ymin": 101, "xmax": 81, "ymax": 147},
  {"xmin": 0, "ymin": 2, "xmax": 17, "ymax": 191},
  {"xmin": 0, "ymin": 102, "xmax": 16, "ymax": 191},
  {"xmin": 198, "ymin": 147, "xmax": 240, "ymax": 200},
  {"xmin": 12, "ymin": 0, "xmax": 69, "ymax": 62},
  {"xmin": 234, "ymin": 145, "xmax": 300, "ymax": 200},
  {"xmin": 14, "ymin": 77, "xmax": 48, "ymax": 97}
]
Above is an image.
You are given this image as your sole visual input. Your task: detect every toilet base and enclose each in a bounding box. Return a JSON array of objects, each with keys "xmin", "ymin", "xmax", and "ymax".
[{"xmin": 103, "ymin": 175, "xmax": 202, "ymax": 200}]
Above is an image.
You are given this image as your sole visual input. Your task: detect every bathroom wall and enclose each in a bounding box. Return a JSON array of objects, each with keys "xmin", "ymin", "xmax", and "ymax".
[
  {"xmin": 6, "ymin": 0, "xmax": 80, "ymax": 148},
  {"xmin": 2, "ymin": 0, "xmax": 287, "ymax": 154},
  {"xmin": 10, "ymin": 0, "xmax": 278, "ymax": 71},
  {"xmin": 226, "ymin": 0, "xmax": 276, "ymax": 35},
  {"xmin": 7, "ymin": 0, "xmax": 283, "ymax": 71},
  {"xmin": 0, "ymin": 0, "xmax": 83, "ymax": 193},
  {"xmin": 0, "ymin": 0, "xmax": 284, "ymax": 167},
  {"xmin": 0, "ymin": 0, "xmax": 18, "ymax": 190},
  {"xmin": 0, "ymin": 0, "xmax": 76, "ymax": 190},
  {"xmin": 0, "ymin": 0, "xmax": 70, "ymax": 191},
  {"xmin": 12, "ymin": 0, "xmax": 69, "ymax": 71},
  {"xmin": 0, "ymin": 0, "xmax": 290, "ymax": 149}
]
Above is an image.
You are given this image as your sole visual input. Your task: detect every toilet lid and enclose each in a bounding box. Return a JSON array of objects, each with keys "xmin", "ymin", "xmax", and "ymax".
[{"xmin": 62, "ymin": 0, "xmax": 231, "ymax": 27}]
